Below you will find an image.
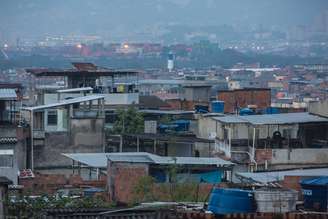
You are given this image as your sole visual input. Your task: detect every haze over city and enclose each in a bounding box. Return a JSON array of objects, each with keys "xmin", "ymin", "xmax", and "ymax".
[
  {"xmin": 1, "ymin": 0, "xmax": 328, "ymax": 42},
  {"xmin": 0, "ymin": 1, "xmax": 328, "ymax": 218}
]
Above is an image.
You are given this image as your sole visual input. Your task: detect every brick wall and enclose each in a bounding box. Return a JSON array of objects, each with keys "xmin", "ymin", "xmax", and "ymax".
[
  {"xmin": 108, "ymin": 162, "xmax": 149, "ymax": 204},
  {"xmin": 165, "ymin": 99, "xmax": 209, "ymax": 111},
  {"xmin": 218, "ymin": 89, "xmax": 271, "ymax": 113},
  {"xmin": 255, "ymin": 149, "xmax": 273, "ymax": 164},
  {"xmin": 107, "ymin": 161, "xmax": 216, "ymax": 204},
  {"xmin": 20, "ymin": 173, "xmax": 106, "ymax": 195}
]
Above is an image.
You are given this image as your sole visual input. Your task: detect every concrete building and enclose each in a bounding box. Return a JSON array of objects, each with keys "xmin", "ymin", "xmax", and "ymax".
[
  {"xmin": 0, "ymin": 86, "xmax": 27, "ymax": 184},
  {"xmin": 22, "ymin": 94, "xmax": 105, "ymax": 171},
  {"xmin": 106, "ymin": 152, "xmax": 234, "ymax": 203},
  {"xmin": 197, "ymin": 112, "xmax": 328, "ymax": 171},
  {"xmin": 27, "ymin": 63, "xmax": 140, "ymax": 128}
]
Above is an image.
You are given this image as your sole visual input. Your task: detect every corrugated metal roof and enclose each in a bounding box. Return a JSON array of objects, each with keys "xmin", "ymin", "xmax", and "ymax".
[
  {"xmin": 57, "ymin": 87, "xmax": 93, "ymax": 93},
  {"xmin": 300, "ymin": 176, "xmax": 328, "ymax": 186},
  {"xmin": 212, "ymin": 115, "xmax": 247, "ymax": 124},
  {"xmin": 22, "ymin": 95, "xmax": 104, "ymax": 111},
  {"xmin": 236, "ymin": 168, "xmax": 328, "ymax": 184},
  {"xmin": 0, "ymin": 89, "xmax": 17, "ymax": 100},
  {"xmin": 62, "ymin": 152, "xmax": 234, "ymax": 168},
  {"xmin": 212, "ymin": 113, "xmax": 328, "ymax": 125},
  {"xmin": 241, "ymin": 113, "xmax": 328, "ymax": 125},
  {"xmin": 139, "ymin": 110, "xmax": 194, "ymax": 115}
]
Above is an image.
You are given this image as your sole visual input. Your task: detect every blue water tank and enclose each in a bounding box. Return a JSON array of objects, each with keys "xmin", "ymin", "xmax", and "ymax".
[
  {"xmin": 239, "ymin": 108, "xmax": 254, "ymax": 116},
  {"xmin": 211, "ymin": 101, "xmax": 225, "ymax": 113},
  {"xmin": 195, "ymin": 105, "xmax": 209, "ymax": 113},
  {"xmin": 171, "ymin": 120, "xmax": 190, "ymax": 132},
  {"xmin": 265, "ymin": 107, "xmax": 280, "ymax": 114},
  {"xmin": 208, "ymin": 188, "xmax": 255, "ymax": 215},
  {"xmin": 300, "ymin": 177, "xmax": 328, "ymax": 212}
]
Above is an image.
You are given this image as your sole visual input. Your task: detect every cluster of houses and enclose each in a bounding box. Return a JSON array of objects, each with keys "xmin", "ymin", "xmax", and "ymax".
[{"xmin": 0, "ymin": 63, "xmax": 328, "ymax": 216}]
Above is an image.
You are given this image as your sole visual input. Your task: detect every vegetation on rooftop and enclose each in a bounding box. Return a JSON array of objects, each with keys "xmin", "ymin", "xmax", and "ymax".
[
  {"xmin": 7, "ymin": 195, "xmax": 114, "ymax": 218},
  {"xmin": 112, "ymin": 106, "xmax": 144, "ymax": 134}
]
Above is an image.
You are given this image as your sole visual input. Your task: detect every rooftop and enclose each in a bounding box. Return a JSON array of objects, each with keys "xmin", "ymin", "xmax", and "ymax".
[
  {"xmin": 26, "ymin": 63, "xmax": 139, "ymax": 77},
  {"xmin": 63, "ymin": 152, "xmax": 234, "ymax": 168},
  {"xmin": 236, "ymin": 167, "xmax": 328, "ymax": 184},
  {"xmin": 57, "ymin": 87, "xmax": 93, "ymax": 93},
  {"xmin": 0, "ymin": 89, "xmax": 17, "ymax": 101},
  {"xmin": 139, "ymin": 109, "xmax": 194, "ymax": 115},
  {"xmin": 22, "ymin": 94, "xmax": 104, "ymax": 111},
  {"xmin": 212, "ymin": 112, "xmax": 328, "ymax": 125}
]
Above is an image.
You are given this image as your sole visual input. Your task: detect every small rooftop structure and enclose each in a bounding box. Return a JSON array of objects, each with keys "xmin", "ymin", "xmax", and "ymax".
[
  {"xmin": 236, "ymin": 168, "xmax": 328, "ymax": 184},
  {"xmin": 63, "ymin": 152, "xmax": 234, "ymax": 169}
]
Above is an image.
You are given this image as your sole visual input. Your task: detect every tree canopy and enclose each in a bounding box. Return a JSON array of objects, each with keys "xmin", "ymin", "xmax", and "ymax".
[{"xmin": 112, "ymin": 107, "xmax": 144, "ymax": 134}]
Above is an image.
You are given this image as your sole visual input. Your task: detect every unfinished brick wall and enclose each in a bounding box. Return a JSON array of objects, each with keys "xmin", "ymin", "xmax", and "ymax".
[
  {"xmin": 218, "ymin": 88, "xmax": 271, "ymax": 113},
  {"xmin": 255, "ymin": 149, "xmax": 273, "ymax": 164},
  {"xmin": 165, "ymin": 99, "xmax": 209, "ymax": 111},
  {"xmin": 20, "ymin": 173, "xmax": 107, "ymax": 195},
  {"xmin": 108, "ymin": 162, "xmax": 149, "ymax": 204}
]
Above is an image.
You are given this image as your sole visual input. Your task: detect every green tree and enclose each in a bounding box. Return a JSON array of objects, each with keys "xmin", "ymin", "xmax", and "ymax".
[{"xmin": 112, "ymin": 107, "xmax": 144, "ymax": 134}]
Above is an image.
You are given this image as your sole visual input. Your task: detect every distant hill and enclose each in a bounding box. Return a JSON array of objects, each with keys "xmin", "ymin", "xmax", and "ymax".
[{"xmin": 1, "ymin": 0, "xmax": 327, "ymax": 39}]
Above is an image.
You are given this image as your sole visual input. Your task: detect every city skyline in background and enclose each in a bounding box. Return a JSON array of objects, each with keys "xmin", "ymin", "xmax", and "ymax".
[{"xmin": 1, "ymin": 0, "xmax": 328, "ymax": 44}]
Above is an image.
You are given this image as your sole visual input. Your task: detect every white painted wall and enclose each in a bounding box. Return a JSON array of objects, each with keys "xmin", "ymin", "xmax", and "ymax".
[
  {"xmin": 44, "ymin": 92, "xmax": 139, "ymax": 106},
  {"xmin": 271, "ymin": 148, "xmax": 328, "ymax": 164}
]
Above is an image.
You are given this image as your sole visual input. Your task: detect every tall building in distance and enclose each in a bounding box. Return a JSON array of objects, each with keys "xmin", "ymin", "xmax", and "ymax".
[
  {"xmin": 167, "ymin": 52, "xmax": 174, "ymax": 72},
  {"xmin": 313, "ymin": 10, "xmax": 328, "ymax": 33}
]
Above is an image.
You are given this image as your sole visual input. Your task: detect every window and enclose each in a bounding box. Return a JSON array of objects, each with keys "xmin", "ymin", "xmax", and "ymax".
[
  {"xmin": 47, "ymin": 110, "xmax": 57, "ymax": 126},
  {"xmin": 0, "ymin": 155, "xmax": 13, "ymax": 167},
  {"xmin": 0, "ymin": 150, "xmax": 14, "ymax": 167},
  {"xmin": 105, "ymin": 111, "xmax": 117, "ymax": 124}
]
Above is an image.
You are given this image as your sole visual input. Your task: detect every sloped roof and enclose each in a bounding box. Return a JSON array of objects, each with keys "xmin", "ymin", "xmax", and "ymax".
[
  {"xmin": 62, "ymin": 152, "xmax": 234, "ymax": 168},
  {"xmin": 0, "ymin": 89, "xmax": 17, "ymax": 100},
  {"xmin": 212, "ymin": 112, "xmax": 328, "ymax": 125},
  {"xmin": 236, "ymin": 168, "xmax": 328, "ymax": 184},
  {"xmin": 22, "ymin": 95, "xmax": 104, "ymax": 111}
]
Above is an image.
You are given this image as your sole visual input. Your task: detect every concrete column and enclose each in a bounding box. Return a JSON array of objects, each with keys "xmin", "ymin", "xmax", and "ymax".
[
  {"xmin": 119, "ymin": 135, "xmax": 123, "ymax": 152},
  {"xmin": 101, "ymin": 99, "xmax": 104, "ymax": 116},
  {"xmin": 137, "ymin": 136, "xmax": 140, "ymax": 152},
  {"xmin": 153, "ymin": 139, "xmax": 157, "ymax": 154}
]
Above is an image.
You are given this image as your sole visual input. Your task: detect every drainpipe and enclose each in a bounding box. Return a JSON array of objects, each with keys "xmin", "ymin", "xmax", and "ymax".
[
  {"xmin": 252, "ymin": 127, "xmax": 256, "ymax": 160},
  {"xmin": 30, "ymin": 110, "xmax": 34, "ymax": 170}
]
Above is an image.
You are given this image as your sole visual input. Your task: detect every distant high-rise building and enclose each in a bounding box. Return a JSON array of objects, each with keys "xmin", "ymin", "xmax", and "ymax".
[
  {"xmin": 313, "ymin": 10, "xmax": 328, "ymax": 33},
  {"xmin": 167, "ymin": 52, "xmax": 174, "ymax": 72}
]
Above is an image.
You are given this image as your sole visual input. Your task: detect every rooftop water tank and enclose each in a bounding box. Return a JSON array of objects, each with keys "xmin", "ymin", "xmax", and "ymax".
[
  {"xmin": 211, "ymin": 101, "xmax": 225, "ymax": 113},
  {"xmin": 208, "ymin": 188, "xmax": 255, "ymax": 215},
  {"xmin": 254, "ymin": 188, "xmax": 298, "ymax": 213}
]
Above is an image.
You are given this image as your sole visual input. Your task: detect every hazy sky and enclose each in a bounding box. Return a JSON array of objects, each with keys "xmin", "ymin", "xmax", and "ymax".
[{"xmin": 1, "ymin": 0, "xmax": 328, "ymax": 40}]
